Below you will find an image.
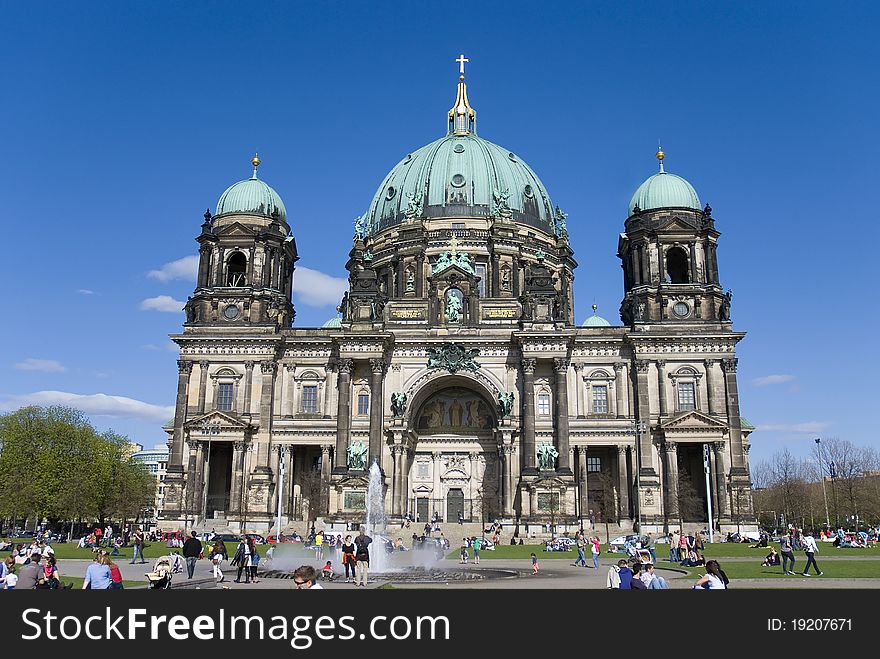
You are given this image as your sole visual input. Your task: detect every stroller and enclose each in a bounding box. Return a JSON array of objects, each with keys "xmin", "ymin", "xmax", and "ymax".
[{"xmin": 145, "ymin": 553, "xmax": 184, "ymax": 589}]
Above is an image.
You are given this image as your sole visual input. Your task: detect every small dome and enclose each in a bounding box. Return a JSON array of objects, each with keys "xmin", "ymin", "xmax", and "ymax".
[
  {"xmin": 628, "ymin": 171, "xmax": 701, "ymax": 216},
  {"xmin": 216, "ymin": 177, "xmax": 287, "ymax": 221},
  {"xmin": 321, "ymin": 316, "xmax": 342, "ymax": 328},
  {"xmin": 582, "ymin": 311, "xmax": 611, "ymax": 327}
]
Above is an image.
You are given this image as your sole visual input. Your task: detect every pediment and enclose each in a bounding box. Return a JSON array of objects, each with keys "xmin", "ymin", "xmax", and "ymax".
[
  {"xmin": 658, "ymin": 216, "xmax": 698, "ymax": 232},
  {"xmin": 184, "ymin": 410, "xmax": 252, "ymax": 431},
  {"xmin": 340, "ymin": 475, "xmax": 370, "ymax": 488},
  {"xmin": 215, "ymin": 222, "xmax": 256, "ymax": 237},
  {"xmin": 441, "ymin": 468, "xmax": 468, "ymax": 480},
  {"xmin": 660, "ymin": 410, "xmax": 728, "ymax": 432},
  {"xmin": 430, "ymin": 263, "xmax": 477, "ymax": 281}
]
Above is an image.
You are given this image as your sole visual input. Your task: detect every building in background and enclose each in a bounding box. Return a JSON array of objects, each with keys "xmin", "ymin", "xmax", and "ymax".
[{"xmin": 132, "ymin": 444, "xmax": 170, "ymax": 525}]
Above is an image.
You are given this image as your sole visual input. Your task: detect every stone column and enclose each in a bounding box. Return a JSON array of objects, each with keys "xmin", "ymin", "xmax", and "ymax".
[
  {"xmin": 577, "ymin": 447, "xmax": 589, "ymax": 521},
  {"xmin": 369, "ymin": 358, "xmax": 386, "ymax": 469},
  {"xmin": 663, "ymin": 442, "xmax": 679, "ymax": 521},
  {"xmin": 721, "ymin": 358, "xmax": 747, "ymax": 474},
  {"xmin": 333, "ymin": 359, "xmax": 353, "ymax": 474},
  {"xmin": 243, "ymin": 361, "xmax": 254, "ymax": 415},
  {"xmin": 169, "ymin": 360, "xmax": 193, "ymax": 472},
  {"xmin": 390, "ymin": 446, "xmax": 402, "ymax": 516},
  {"xmin": 553, "ymin": 358, "xmax": 572, "ymax": 475},
  {"xmin": 229, "ymin": 442, "xmax": 244, "ymax": 514},
  {"xmin": 255, "ymin": 361, "xmax": 276, "ymax": 472},
  {"xmin": 194, "ymin": 441, "xmax": 206, "ymax": 516},
  {"xmin": 529, "ymin": 487, "xmax": 537, "ymax": 518},
  {"xmin": 415, "ymin": 252, "xmax": 425, "ymax": 297},
  {"xmin": 185, "ymin": 440, "xmax": 200, "ymax": 520},
  {"xmin": 574, "ymin": 364, "xmax": 585, "ymax": 418},
  {"xmin": 197, "ymin": 361, "xmax": 209, "ymax": 413},
  {"xmin": 521, "ymin": 358, "xmax": 538, "ymax": 474},
  {"xmin": 321, "ymin": 444, "xmax": 332, "ymax": 482},
  {"xmin": 614, "ymin": 362, "xmax": 628, "ymax": 418},
  {"xmin": 633, "ymin": 360, "xmax": 656, "ymax": 475},
  {"xmin": 657, "ymin": 360, "xmax": 668, "ymax": 417},
  {"xmin": 712, "ymin": 441, "xmax": 728, "ymax": 518},
  {"xmin": 323, "ymin": 364, "xmax": 335, "ymax": 418},
  {"xmin": 281, "ymin": 364, "xmax": 294, "ymax": 418},
  {"xmin": 432, "ymin": 452, "xmax": 441, "ymax": 519},
  {"xmin": 398, "ymin": 448, "xmax": 410, "ymax": 516},
  {"xmin": 491, "ymin": 253, "xmax": 500, "ymax": 297},
  {"xmin": 617, "ymin": 445, "xmax": 631, "ymax": 520},
  {"xmin": 704, "ymin": 359, "xmax": 720, "ymax": 415},
  {"xmin": 689, "ymin": 241, "xmax": 698, "ymax": 282},
  {"xmin": 284, "ymin": 446, "xmax": 295, "ymax": 520},
  {"xmin": 503, "ymin": 446, "xmax": 514, "ymax": 517}
]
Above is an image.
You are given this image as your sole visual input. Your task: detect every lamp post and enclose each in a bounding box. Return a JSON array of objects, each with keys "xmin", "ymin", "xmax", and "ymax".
[
  {"xmin": 815, "ymin": 438, "xmax": 830, "ymax": 529},
  {"xmin": 275, "ymin": 445, "xmax": 286, "ymax": 543},
  {"xmin": 628, "ymin": 420, "xmax": 647, "ymax": 533},
  {"xmin": 829, "ymin": 460, "xmax": 839, "ymax": 529}
]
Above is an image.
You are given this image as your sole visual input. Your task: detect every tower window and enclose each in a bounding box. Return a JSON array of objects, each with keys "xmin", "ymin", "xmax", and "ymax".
[
  {"xmin": 586, "ymin": 456, "xmax": 602, "ymax": 472},
  {"xmin": 537, "ymin": 393, "xmax": 551, "ymax": 416},
  {"xmin": 217, "ymin": 383, "xmax": 234, "ymax": 411},
  {"xmin": 357, "ymin": 393, "xmax": 370, "ymax": 415},
  {"xmin": 666, "ymin": 247, "xmax": 690, "ymax": 284},
  {"xmin": 226, "ymin": 252, "xmax": 248, "ymax": 287},
  {"xmin": 591, "ymin": 385, "xmax": 609, "ymax": 414},
  {"xmin": 302, "ymin": 385, "xmax": 318, "ymax": 414},
  {"xmin": 475, "ymin": 264, "xmax": 486, "ymax": 297},
  {"xmin": 677, "ymin": 382, "xmax": 696, "ymax": 411}
]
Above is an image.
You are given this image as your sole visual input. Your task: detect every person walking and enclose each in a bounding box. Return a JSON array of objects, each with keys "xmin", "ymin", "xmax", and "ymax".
[
  {"xmin": 472, "ymin": 536, "xmax": 481, "ymax": 565},
  {"xmin": 341, "ymin": 535, "xmax": 356, "ymax": 582},
  {"xmin": 678, "ymin": 531, "xmax": 689, "ymax": 563},
  {"xmin": 249, "ymin": 540, "xmax": 261, "ymax": 583},
  {"xmin": 780, "ymin": 530, "xmax": 796, "ymax": 575},
  {"xmin": 354, "ymin": 526, "xmax": 372, "ymax": 588},
  {"xmin": 314, "ymin": 530, "xmax": 324, "ymax": 561},
  {"xmin": 801, "ymin": 530, "xmax": 823, "ymax": 576},
  {"xmin": 574, "ymin": 532, "xmax": 587, "ymax": 567},
  {"xmin": 670, "ymin": 530, "xmax": 681, "ymax": 563},
  {"xmin": 590, "ymin": 536, "xmax": 601, "ymax": 569},
  {"xmin": 692, "ymin": 532, "xmax": 704, "ymax": 563},
  {"xmin": 182, "ymin": 531, "xmax": 202, "ymax": 579},
  {"xmin": 530, "ymin": 552, "xmax": 539, "ymax": 575},
  {"xmin": 211, "ymin": 542, "xmax": 225, "ymax": 583},
  {"xmin": 131, "ymin": 529, "xmax": 146, "ymax": 564},
  {"xmin": 459, "ymin": 538, "xmax": 469, "ymax": 564},
  {"xmin": 232, "ymin": 538, "xmax": 251, "ymax": 583}
]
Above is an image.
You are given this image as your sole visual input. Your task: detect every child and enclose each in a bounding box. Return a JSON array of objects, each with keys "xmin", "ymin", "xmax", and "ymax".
[
  {"xmin": 531, "ymin": 552, "xmax": 539, "ymax": 575},
  {"xmin": 459, "ymin": 538, "xmax": 469, "ymax": 564},
  {"xmin": 321, "ymin": 560, "xmax": 334, "ymax": 581},
  {"xmin": 4, "ymin": 566, "xmax": 17, "ymax": 590}
]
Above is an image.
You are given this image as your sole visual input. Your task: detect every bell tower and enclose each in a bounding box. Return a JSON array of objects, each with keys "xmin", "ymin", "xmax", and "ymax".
[
  {"xmin": 185, "ymin": 155, "xmax": 298, "ymax": 329},
  {"xmin": 617, "ymin": 148, "xmax": 731, "ymax": 327}
]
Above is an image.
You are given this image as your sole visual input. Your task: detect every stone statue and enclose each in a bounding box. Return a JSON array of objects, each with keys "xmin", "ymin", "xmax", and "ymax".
[
  {"xmin": 537, "ymin": 443, "xmax": 559, "ymax": 471},
  {"xmin": 519, "ymin": 291, "xmax": 534, "ymax": 320},
  {"xmin": 500, "ymin": 267, "xmax": 511, "ymax": 291},
  {"xmin": 426, "ymin": 343, "xmax": 481, "ymax": 374},
  {"xmin": 497, "ymin": 392, "xmax": 515, "ymax": 418},
  {"xmin": 492, "ymin": 188, "xmax": 512, "ymax": 219},
  {"xmin": 390, "ymin": 392, "xmax": 407, "ymax": 417},
  {"xmin": 353, "ymin": 214, "xmax": 367, "ymax": 240},
  {"xmin": 433, "ymin": 251, "xmax": 454, "ymax": 273},
  {"xmin": 371, "ymin": 293, "xmax": 387, "ymax": 321},
  {"xmin": 719, "ymin": 289, "xmax": 732, "ymax": 321},
  {"xmin": 403, "ymin": 190, "xmax": 424, "ymax": 220},
  {"xmin": 337, "ymin": 291, "xmax": 350, "ymax": 319},
  {"xmin": 363, "ymin": 249, "xmax": 374, "ymax": 262},
  {"xmin": 554, "ymin": 206, "xmax": 568, "ymax": 239},
  {"xmin": 346, "ymin": 441, "xmax": 368, "ymax": 471},
  {"xmin": 535, "ymin": 249, "xmax": 546, "ymax": 263},
  {"xmin": 453, "ymin": 251, "xmax": 475, "ymax": 275},
  {"xmin": 405, "ymin": 269, "xmax": 415, "ymax": 292},
  {"xmin": 445, "ymin": 289, "xmax": 463, "ymax": 322}
]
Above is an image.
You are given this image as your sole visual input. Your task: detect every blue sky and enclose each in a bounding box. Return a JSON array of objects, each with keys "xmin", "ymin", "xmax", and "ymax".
[{"xmin": 1, "ymin": 1, "xmax": 876, "ymax": 466}]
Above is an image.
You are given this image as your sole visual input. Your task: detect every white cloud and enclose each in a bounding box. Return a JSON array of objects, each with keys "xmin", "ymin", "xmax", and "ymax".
[
  {"xmin": 141, "ymin": 342, "xmax": 180, "ymax": 353},
  {"xmin": 0, "ymin": 391, "xmax": 175, "ymax": 423},
  {"xmin": 752, "ymin": 374, "xmax": 796, "ymax": 386},
  {"xmin": 756, "ymin": 421, "xmax": 832, "ymax": 434},
  {"xmin": 140, "ymin": 295, "xmax": 185, "ymax": 313},
  {"xmin": 76, "ymin": 289, "xmax": 95, "ymax": 295},
  {"xmin": 94, "ymin": 372, "xmax": 112, "ymax": 379},
  {"xmin": 14, "ymin": 358, "xmax": 66, "ymax": 373},
  {"xmin": 147, "ymin": 255, "xmax": 199, "ymax": 282},
  {"xmin": 293, "ymin": 266, "xmax": 348, "ymax": 307}
]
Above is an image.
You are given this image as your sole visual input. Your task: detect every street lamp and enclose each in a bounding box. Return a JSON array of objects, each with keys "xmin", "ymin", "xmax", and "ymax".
[
  {"xmin": 829, "ymin": 460, "xmax": 840, "ymax": 528},
  {"xmin": 275, "ymin": 445, "xmax": 287, "ymax": 543},
  {"xmin": 628, "ymin": 420, "xmax": 647, "ymax": 533},
  {"xmin": 815, "ymin": 438, "xmax": 830, "ymax": 529}
]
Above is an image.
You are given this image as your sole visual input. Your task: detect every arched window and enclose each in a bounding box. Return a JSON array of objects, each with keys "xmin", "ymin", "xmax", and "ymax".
[
  {"xmin": 211, "ymin": 367, "xmax": 241, "ymax": 412},
  {"xmin": 670, "ymin": 366, "xmax": 702, "ymax": 412},
  {"xmin": 666, "ymin": 246, "xmax": 690, "ymax": 284},
  {"xmin": 226, "ymin": 252, "xmax": 248, "ymax": 287}
]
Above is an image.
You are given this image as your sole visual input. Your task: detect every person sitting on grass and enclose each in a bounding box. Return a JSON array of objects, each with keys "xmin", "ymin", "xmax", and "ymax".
[
  {"xmin": 762, "ymin": 547, "xmax": 781, "ymax": 567},
  {"xmin": 680, "ymin": 549, "xmax": 704, "ymax": 568}
]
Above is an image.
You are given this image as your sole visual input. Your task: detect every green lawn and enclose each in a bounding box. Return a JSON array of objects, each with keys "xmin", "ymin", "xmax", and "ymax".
[
  {"xmin": 2, "ymin": 539, "xmax": 184, "ymax": 560},
  {"xmin": 671, "ymin": 560, "xmax": 880, "ymax": 580}
]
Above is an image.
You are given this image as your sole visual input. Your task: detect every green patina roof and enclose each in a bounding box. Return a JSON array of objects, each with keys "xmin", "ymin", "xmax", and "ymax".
[
  {"xmin": 365, "ymin": 133, "xmax": 555, "ymax": 234},
  {"xmin": 321, "ymin": 316, "xmax": 342, "ymax": 328},
  {"xmin": 629, "ymin": 171, "xmax": 701, "ymax": 216},
  {"xmin": 216, "ymin": 177, "xmax": 287, "ymax": 221},
  {"xmin": 582, "ymin": 312, "xmax": 611, "ymax": 327},
  {"xmin": 740, "ymin": 417, "xmax": 755, "ymax": 430}
]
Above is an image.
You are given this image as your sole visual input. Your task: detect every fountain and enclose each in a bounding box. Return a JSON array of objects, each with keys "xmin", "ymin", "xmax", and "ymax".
[{"xmin": 364, "ymin": 460, "xmax": 388, "ymax": 573}]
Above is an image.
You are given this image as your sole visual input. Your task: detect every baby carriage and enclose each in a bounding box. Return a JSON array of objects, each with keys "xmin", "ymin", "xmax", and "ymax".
[{"xmin": 146, "ymin": 553, "xmax": 184, "ymax": 589}]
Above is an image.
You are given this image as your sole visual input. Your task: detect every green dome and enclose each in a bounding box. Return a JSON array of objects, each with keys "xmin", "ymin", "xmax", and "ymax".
[
  {"xmin": 366, "ymin": 133, "xmax": 555, "ymax": 234},
  {"xmin": 321, "ymin": 316, "xmax": 342, "ymax": 328},
  {"xmin": 216, "ymin": 177, "xmax": 287, "ymax": 221},
  {"xmin": 628, "ymin": 171, "xmax": 701, "ymax": 216},
  {"xmin": 582, "ymin": 311, "xmax": 611, "ymax": 327}
]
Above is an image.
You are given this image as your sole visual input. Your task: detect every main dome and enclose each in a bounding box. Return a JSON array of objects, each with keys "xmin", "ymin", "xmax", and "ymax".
[
  {"xmin": 216, "ymin": 177, "xmax": 287, "ymax": 222},
  {"xmin": 366, "ymin": 133, "xmax": 555, "ymax": 235}
]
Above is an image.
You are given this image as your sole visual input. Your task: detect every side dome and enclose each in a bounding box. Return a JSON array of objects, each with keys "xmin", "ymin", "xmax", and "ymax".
[
  {"xmin": 365, "ymin": 133, "xmax": 555, "ymax": 234},
  {"xmin": 628, "ymin": 171, "xmax": 701, "ymax": 216},
  {"xmin": 216, "ymin": 176, "xmax": 287, "ymax": 221},
  {"xmin": 321, "ymin": 316, "xmax": 342, "ymax": 328}
]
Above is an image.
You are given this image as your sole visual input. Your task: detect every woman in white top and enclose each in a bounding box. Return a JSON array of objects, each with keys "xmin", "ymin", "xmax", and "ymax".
[{"xmin": 694, "ymin": 560, "xmax": 727, "ymax": 589}]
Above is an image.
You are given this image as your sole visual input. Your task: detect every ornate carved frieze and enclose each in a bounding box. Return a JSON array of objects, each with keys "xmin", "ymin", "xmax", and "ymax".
[{"xmin": 426, "ymin": 343, "xmax": 481, "ymax": 373}]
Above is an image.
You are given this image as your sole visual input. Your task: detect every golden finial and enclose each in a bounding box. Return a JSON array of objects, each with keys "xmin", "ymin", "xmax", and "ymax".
[
  {"xmin": 592, "ymin": 303, "xmax": 598, "ymax": 314},
  {"xmin": 656, "ymin": 144, "xmax": 665, "ymax": 173},
  {"xmin": 251, "ymin": 153, "xmax": 260, "ymax": 179}
]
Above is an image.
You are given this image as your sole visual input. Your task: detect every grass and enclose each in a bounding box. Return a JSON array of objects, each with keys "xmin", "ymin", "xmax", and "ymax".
[
  {"xmin": 2, "ymin": 538, "xmax": 195, "ymax": 560},
  {"xmin": 671, "ymin": 560, "xmax": 880, "ymax": 580}
]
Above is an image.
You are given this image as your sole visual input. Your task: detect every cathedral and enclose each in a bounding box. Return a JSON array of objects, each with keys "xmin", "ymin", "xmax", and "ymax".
[{"xmin": 159, "ymin": 60, "xmax": 756, "ymax": 536}]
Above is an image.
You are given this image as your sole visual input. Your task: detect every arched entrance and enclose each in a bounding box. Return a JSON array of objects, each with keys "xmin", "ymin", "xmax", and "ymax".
[{"xmin": 404, "ymin": 381, "xmax": 499, "ymax": 524}]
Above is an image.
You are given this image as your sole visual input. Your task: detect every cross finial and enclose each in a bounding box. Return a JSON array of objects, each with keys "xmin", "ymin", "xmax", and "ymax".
[
  {"xmin": 449, "ymin": 234, "xmax": 459, "ymax": 255},
  {"xmin": 456, "ymin": 54, "xmax": 469, "ymax": 77}
]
